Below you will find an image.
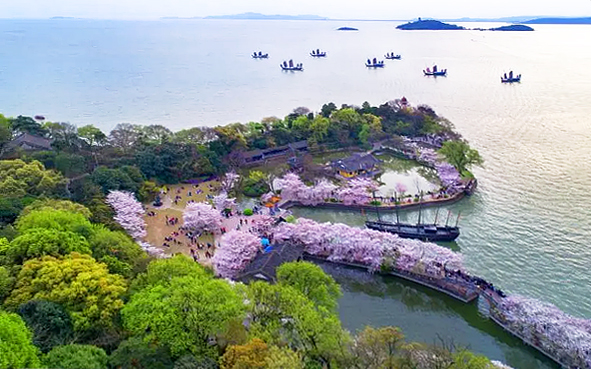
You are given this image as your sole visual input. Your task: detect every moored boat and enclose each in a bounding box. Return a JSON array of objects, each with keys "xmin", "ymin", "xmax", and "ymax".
[
  {"xmin": 310, "ymin": 49, "xmax": 327, "ymax": 57},
  {"xmin": 423, "ymin": 65, "xmax": 447, "ymax": 76},
  {"xmin": 252, "ymin": 51, "xmax": 269, "ymax": 59},
  {"xmin": 366, "ymin": 220, "xmax": 460, "ymax": 242},
  {"xmin": 365, "ymin": 192, "xmax": 460, "ymax": 242},
  {"xmin": 501, "ymin": 71, "xmax": 521, "ymax": 83}
]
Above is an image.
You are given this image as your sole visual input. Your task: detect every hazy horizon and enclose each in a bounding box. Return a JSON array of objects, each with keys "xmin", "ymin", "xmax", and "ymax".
[{"xmin": 1, "ymin": 0, "xmax": 590, "ymax": 20}]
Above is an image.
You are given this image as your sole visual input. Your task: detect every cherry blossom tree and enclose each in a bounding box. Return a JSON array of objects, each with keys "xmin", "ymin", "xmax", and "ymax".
[
  {"xmin": 272, "ymin": 218, "xmax": 463, "ymax": 273},
  {"xmin": 275, "ymin": 173, "xmax": 307, "ymax": 202},
  {"xmin": 183, "ymin": 202, "xmax": 222, "ymax": 234},
  {"xmin": 336, "ymin": 178, "xmax": 377, "ymax": 205},
  {"xmin": 221, "ymin": 171, "xmax": 240, "ymax": 193},
  {"xmin": 496, "ymin": 295, "xmax": 591, "ymax": 368},
  {"xmin": 212, "ymin": 230, "xmax": 261, "ymax": 278},
  {"xmin": 261, "ymin": 191, "xmax": 274, "ymax": 203},
  {"xmin": 435, "ymin": 163, "xmax": 460, "ymax": 187},
  {"xmin": 213, "ymin": 192, "xmax": 236, "ymax": 211},
  {"xmin": 106, "ymin": 191, "xmax": 146, "ymax": 240}
]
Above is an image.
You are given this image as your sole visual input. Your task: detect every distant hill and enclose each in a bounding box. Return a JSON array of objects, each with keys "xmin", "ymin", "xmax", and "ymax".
[
  {"xmin": 489, "ymin": 24, "xmax": 534, "ymax": 31},
  {"xmin": 337, "ymin": 27, "xmax": 358, "ymax": 31},
  {"xmin": 397, "ymin": 19, "xmax": 464, "ymax": 30},
  {"xmin": 443, "ymin": 16, "xmax": 539, "ymax": 23},
  {"xmin": 524, "ymin": 17, "xmax": 591, "ymax": 24},
  {"xmin": 204, "ymin": 12, "xmax": 328, "ymax": 20}
]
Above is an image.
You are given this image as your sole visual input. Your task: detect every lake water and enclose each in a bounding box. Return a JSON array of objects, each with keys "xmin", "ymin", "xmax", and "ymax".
[{"xmin": 2, "ymin": 19, "xmax": 591, "ymax": 367}]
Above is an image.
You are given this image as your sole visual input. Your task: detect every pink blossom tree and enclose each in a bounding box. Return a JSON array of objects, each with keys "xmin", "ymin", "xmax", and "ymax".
[
  {"xmin": 213, "ymin": 192, "xmax": 236, "ymax": 211},
  {"xmin": 273, "ymin": 218, "xmax": 463, "ymax": 273},
  {"xmin": 212, "ymin": 230, "xmax": 261, "ymax": 278},
  {"xmin": 221, "ymin": 171, "xmax": 240, "ymax": 193},
  {"xmin": 335, "ymin": 178, "xmax": 377, "ymax": 205},
  {"xmin": 106, "ymin": 190, "xmax": 147, "ymax": 240},
  {"xmin": 275, "ymin": 173, "xmax": 307, "ymax": 202},
  {"xmin": 183, "ymin": 202, "xmax": 223, "ymax": 234},
  {"xmin": 497, "ymin": 295, "xmax": 591, "ymax": 368}
]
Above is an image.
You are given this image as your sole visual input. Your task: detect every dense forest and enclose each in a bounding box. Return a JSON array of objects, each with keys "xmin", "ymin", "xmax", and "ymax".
[{"xmin": 0, "ymin": 101, "xmax": 503, "ymax": 368}]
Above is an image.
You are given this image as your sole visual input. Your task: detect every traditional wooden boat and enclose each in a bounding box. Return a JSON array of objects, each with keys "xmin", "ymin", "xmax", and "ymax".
[
  {"xmin": 501, "ymin": 71, "xmax": 521, "ymax": 83},
  {"xmin": 366, "ymin": 61, "xmax": 385, "ymax": 68},
  {"xmin": 423, "ymin": 68, "xmax": 447, "ymax": 76},
  {"xmin": 365, "ymin": 192, "xmax": 460, "ymax": 242},
  {"xmin": 366, "ymin": 220, "xmax": 460, "ymax": 241},
  {"xmin": 252, "ymin": 52, "xmax": 269, "ymax": 59},
  {"xmin": 385, "ymin": 54, "xmax": 401, "ymax": 60},
  {"xmin": 280, "ymin": 62, "xmax": 303, "ymax": 71},
  {"xmin": 310, "ymin": 50, "xmax": 327, "ymax": 57}
]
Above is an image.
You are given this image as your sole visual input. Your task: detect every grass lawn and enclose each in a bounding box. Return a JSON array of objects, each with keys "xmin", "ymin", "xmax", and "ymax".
[{"xmin": 142, "ymin": 180, "xmax": 220, "ymax": 261}]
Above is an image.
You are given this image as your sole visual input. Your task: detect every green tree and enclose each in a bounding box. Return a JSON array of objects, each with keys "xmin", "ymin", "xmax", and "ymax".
[
  {"xmin": 0, "ymin": 265, "xmax": 14, "ymax": 301},
  {"xmin": 141, "ymin": 125, "xmax": 173, "ymax": 145},
  {"xmin": 88, "ymin": 225, "xmax": 146, "ymax": 277},
  {"xmin": 450, "ymin": 350, "xmax": 495, "ymax": 369},
  {"xmin": 130, "ymin": 254, "xmax": 209, "ymax": 293},
  {"xmin": 320, "ymin": 102, "xmax": 337, "ymax": 118},
  {"xmin": 17, "ymin": 300, "xmax": 74, "ymax": 353},
  {"xmin": 0, "ymin": 114, "xmax": 12, "ymax": 154},
  {"xmin": 0, "ymin": 310, "xmax": 41, "ymax": 369},
  {"xmin": 348, "ymin": 326, "xmax": 405, "ymax": 369},
  {"xmin": 43, "ymin": 344, "xmax": 108, "ymax": 369},
  {"xmin": 10, "ymin": 115, "xmax": 48, "ymax": 137},
  {"xmin": 246, "ymin": 282, "xmax": 350, "ymax": 367},
  {"xmin": 265, "ymin": 346, "xmax": 303, "ymax": 369},
  {"xmin": 78, "ymin": 125, "xmax": 107, "ymax": 148},
  {"xmin": 0, "ymin": 159, "xmax": 67, "ymax": 197},
  {"xmin": 2, "ymin": 228, "xmax": 91, "ymax": 265},
  {"xmin": 5, "ymin": 253, "xmax": 127, "ymax": 330},
  {"xmin": 54, "ymin": 152, "xmax": 88, "ymax": 178},
  {"xmin": 21, "ymin": 199, "xmax": 92, "ymax": 219},
  {"xmin": 16, "ymin": 209, "xmax": 93, "ymax": 237},
  {"xmin": 276, "ymin": 261, "xmax": 341, "ymax": 312},
  {"xmin": 122, "ymin": 275, "xmax": 245, "ymax": 358},
  {"xmin": 109, "ymin": 337, "xmax": 175, "ymax": 369},
  {"xmin": 220, "ymin": 338, "xmax": 269, "ymax": 369},
  {"xmin": 438, "ymin": 141, "xmax": 483, "ymax": 176}
]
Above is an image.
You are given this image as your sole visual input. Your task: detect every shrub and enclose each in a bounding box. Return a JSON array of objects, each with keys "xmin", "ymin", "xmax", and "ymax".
[
  {"xmin": 243, "ymin": 209, "xmax": 254, "ymax": 216},
  {"xmin": 369, "ymin": 200, "xmax": 381, "ymax": 206}
]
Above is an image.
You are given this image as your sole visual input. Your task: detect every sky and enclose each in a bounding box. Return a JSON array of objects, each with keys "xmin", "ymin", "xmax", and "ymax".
[{"xmin": 1, "ymin": 0, "xmax": 591, "ymax": 20}]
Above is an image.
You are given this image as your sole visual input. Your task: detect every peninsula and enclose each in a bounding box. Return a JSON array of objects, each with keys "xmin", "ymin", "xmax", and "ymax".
[{"xmin": 396, "ymin": 19, "xmax": 465, "ymax": 30}]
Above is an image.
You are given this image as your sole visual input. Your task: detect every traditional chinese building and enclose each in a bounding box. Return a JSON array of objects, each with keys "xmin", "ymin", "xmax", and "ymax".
[{"xmin": 331, "ymin": 153, "xmax": 381, "ymax": 179}]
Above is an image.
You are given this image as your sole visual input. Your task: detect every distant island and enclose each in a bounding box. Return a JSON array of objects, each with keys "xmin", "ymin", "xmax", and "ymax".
[
  {"xmin": 337, "ymin": 27, "xmax": 358, "ymax": 31},
  {"xmin": 396, "ymin": 19, "xmax": 465, "ymax": 30},
  {"xmin": 489, "ymin": 24, "xmax": 534, "ymax": 31},
  {"xmin": 524, "ymin": 17, "xmax": 591, "ymax": 24},
  {"xmin": 397, "ymin": 19, "xmax": 534, "ymax": 32},
  {"xmin": 203, "ymin": 12, "xmax": 328, "ymax": 20}
]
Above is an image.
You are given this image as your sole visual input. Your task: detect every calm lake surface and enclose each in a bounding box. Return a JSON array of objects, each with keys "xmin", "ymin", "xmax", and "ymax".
[{"xmin": 2, "ymin": 19, "xmax": 591, "ymax": 367}]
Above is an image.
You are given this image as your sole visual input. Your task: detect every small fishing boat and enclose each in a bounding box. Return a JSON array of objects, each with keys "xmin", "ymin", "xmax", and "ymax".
[
  {"xmin": 385, "ymin": 53, "xmax": 401, "ymax": 60},
  {"xmin": 310, "ymin": 49, "xmax": 327, "ymax": 57},
  {"xmin": 423, "ymin": 65, "xmax": 447, "ymax": 76},
  {"xmin": 365, "ymin": 192, "xmax": 461, "ymax": 242},
  {"xmin": 501, "ymin": 71, "xmax": 521, "ymax": 83},
  {"xmin": 366, "ymin": 58, "xmax": 385, "ymax": 68},
  {"xmin": 281, "ymin": 60, "xmax": 303, "ymax": 71},
  {"xmin": 252, "ymin": 52, "xmax": 269, "ymax": 59}
]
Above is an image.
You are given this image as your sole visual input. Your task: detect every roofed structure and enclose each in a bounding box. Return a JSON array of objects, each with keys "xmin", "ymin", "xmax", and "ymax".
[
  {"xmin": 242, "ymin": 140, "xmax": 308, "ymax": 164},
  {"xmin": 6, "ymin": 133, "xmax": 53, "ymax": 151},
  {"xmin": 237, "ymin": 242, "xmax": 305, "ymax": 283},
  {"xmin": 331, "ymin": 153, "xmax": 381, "ymax": 178}
]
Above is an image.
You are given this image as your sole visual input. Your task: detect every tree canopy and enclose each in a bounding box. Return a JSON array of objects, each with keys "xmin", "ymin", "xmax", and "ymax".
[
  {"xmin": 5, "ymin": 253, "xmax": 127, "ymax": 331},
  {"xmin": 43, "ymin": 344, "xmax": 108, "ymax": 369},
  {"xmin": 122, "ymin": 273, "xmax": 244, "ymax": 358},
  {"xmin": 438, "ymin": 140, "xmax": 483, "ymax": 176},
  {"xmin": 0, "ymin": 310, "xmax": 41, "ymax": 369}
]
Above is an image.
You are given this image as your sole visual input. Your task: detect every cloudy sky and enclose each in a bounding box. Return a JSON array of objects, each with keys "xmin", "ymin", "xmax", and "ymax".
[{"xmin": 1, "ymin": 0, "xmax": 590, "ymax": 20}]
